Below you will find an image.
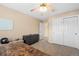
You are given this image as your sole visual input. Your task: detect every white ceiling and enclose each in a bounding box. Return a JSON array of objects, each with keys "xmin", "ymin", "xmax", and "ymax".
[{"xmin": 1, "ymin": 3, "xmax": 79, "ymax": 21}]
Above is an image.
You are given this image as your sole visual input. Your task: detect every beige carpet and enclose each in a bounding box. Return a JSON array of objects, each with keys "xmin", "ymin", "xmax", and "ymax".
[{"xmin": 32, "ymin": 39, "xmax": 79, "ymax": 56}]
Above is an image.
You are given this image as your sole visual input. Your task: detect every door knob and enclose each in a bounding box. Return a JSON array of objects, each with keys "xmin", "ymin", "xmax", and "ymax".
[{"xmin": 75, "ymin": 33, "xmax": 77, "ymax": 35}]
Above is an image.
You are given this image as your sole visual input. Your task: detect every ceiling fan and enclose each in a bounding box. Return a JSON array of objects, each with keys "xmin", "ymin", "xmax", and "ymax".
[{"xmin": 30, "ymin": 3, "xmax": 55, "ymax": 12}]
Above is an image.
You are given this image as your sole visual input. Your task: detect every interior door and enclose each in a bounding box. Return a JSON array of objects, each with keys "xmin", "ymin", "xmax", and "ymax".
[
  {"xmin": 75, "ymin": 16, "xmax": 79, "ymax": 49},
  {"xmin": 52, "ymin": 17, "xmax": 64, "ymax": 45},
  {"xmin": 39, "ymin": 23, "xmax": 45, "ymax": 40},
  {"xmin": 63, "ymin": 16, "xmax": 78, "ymax": 48}
]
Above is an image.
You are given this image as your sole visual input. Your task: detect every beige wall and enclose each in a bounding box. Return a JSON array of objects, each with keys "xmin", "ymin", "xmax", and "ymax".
[{"xmin": 0, "ymin": 5, "xmax": 40, "ymax": 41}]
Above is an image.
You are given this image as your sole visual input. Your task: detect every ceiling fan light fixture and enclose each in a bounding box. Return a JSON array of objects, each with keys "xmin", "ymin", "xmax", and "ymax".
[{"xmin": 40, "ymin": 6, "xmax": 47, "ymax": 12}]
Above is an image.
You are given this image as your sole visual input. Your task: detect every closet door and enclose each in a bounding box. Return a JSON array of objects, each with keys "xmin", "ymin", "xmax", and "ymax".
[
  {"xmin": 52, "ymin": 17, "xmax": 64, "ymax": 45},
  {"xmin": 75, "ymin": 16, "xmax": 79, "ymax": 49},
  {"xmin": 63, "ymin": 16, "xmax": 78, "ymax": 48}
]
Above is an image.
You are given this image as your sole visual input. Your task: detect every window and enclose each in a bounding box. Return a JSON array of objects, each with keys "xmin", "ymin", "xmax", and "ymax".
[{"xmin": 0, "ymin": 19, "xmax": 13, "ymax": 30}]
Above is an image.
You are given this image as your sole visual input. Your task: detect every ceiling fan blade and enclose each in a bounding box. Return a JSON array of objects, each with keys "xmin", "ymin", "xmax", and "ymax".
[
  {"xmin": 30, "ymin": 7, "xmax": 40, "ymax": 12},
  {"xmin": 47, "ymin": 4, "xmax": 55, "ymax": 12}
]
